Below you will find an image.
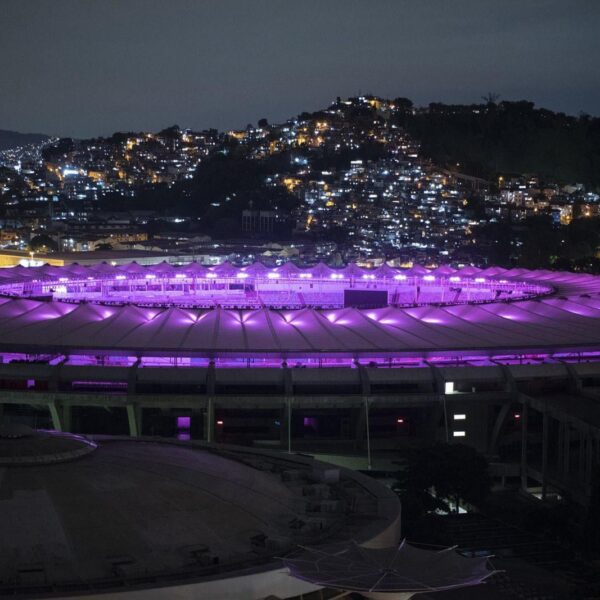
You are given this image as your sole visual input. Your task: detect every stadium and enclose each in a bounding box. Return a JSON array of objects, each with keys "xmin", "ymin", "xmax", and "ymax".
[
  {"xmin": 0, "ymin": 260, "xmax": 595, "ymax": 362},
  {"xmin": 0, "ymin": 261, "xmax": 600, "ymax": 508}
]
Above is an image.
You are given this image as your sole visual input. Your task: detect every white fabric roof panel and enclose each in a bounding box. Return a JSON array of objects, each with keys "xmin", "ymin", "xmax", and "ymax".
[{"xmin": 0, "ymin": 264, "xmax": 598, "ymax": 358}]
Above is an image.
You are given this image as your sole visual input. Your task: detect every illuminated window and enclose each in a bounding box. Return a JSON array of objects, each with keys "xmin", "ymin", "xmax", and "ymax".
[
  {"xmin": 444, "ymin": 381, "xmax": 455, "ymax": 394},
  {"xmin": 453, "ymin": 431, "xmax": 466, "ymax": 438},
  {"xmin": 453, "ymin": 414, "xmax": 466, "ymax": 421}
]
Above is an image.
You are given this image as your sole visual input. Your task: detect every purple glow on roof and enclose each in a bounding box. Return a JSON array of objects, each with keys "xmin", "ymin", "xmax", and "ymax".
[{"xmin": 0, "ymin": 261, "xmax": 597, "ymax": 362}]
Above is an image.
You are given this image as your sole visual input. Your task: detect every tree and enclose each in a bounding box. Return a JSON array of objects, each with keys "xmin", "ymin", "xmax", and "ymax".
[
  {"xmin": 482, "ymin": 92, "xmax": 500, "ymax": 105},
  {"xmin": 94, "ymin": 242, "xmax": 113, "ymax": 251},
  {"xmin": 395, "ymin": 443, "xmax": 491, "ymax": 516},
  {"xmin": 519, "ymin": 215, "xmax": 559, "ymax": 268},
  {"xmin": 393, "ymin": 97, "xmax": 413, "ymax": 112},
  {"xmin": 29, "ymin": 234, "xmax": 58, "ymax": 252},
  {"xmin": 472, "ymin": 220, "xmax": 514, "ymax": 267},
  {"xmin": 158, "ymin": 125, "xmax": 181, "ymax": 139},
  {"xmin": 403, "ymin": 100, "xmax": 600, "ymax": 186}
]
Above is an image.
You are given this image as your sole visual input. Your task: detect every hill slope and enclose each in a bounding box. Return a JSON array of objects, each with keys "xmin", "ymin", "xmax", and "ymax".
[
  {"xmin": 395, "ymin": 101, "xmax": 600, "ymax": 188},
  {"xmin": 0, "ymin": 129, "xmax": 50, "ymax": 151}
]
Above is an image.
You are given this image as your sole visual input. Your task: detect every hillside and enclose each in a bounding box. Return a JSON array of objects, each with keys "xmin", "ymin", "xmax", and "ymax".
[
  {"xmin": 0, "ymin": 129, "xmax": 49, "ymax": 151},
  {"xmin": 395, "ymin": 101, "xmax": 600, "ymax": 188}
]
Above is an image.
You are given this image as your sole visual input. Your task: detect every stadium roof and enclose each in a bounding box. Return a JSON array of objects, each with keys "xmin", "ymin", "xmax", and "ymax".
[{"xmin": 0, "ymin": 263, "xmax": 598, "ymax": 359}]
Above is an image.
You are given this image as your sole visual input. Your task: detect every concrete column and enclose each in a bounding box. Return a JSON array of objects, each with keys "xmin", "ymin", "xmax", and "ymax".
[
  {"xmin": 127, "ymin": 358, "xmax": 140, "ymax": 394},
  {"xmin": 364, "ymin": 397, "xmax": 372, "ymax": 470},
  {"xmin": 426, "ymin": 404, "xmax": 444, "ymax": 444},
  {"xmin": 63, "ymin": 404, "xmax": 72, "ymax": 433},
  {"xmin": 468, "ymin": 403, "xmax": 490, "ymax": 453},
  {"xmin": 49, "ymin": 358, "xmax": 66, "ymax": 392},
  {"xmin": 426, "ymin": 362, "xmax": 448, "ymax": 442},
  {"xmin": 281, "ymin": 364, "xmax": 293, "ymax": 452},
  {"xmin": 204, "ymin": 397, "xmax": 215, "ymax": 443},
  {"xmin": 579, "ymin": 429, "xmax": 586, "ymax": 482},
  {"xmin": 586, "ymin": 433, "xmax": 594, "ymax": 486},
  {"xmin": 48, "ymin": 400, "xmax": 70, "ymax": 432},
  {"xmin": 489, "ymin": 403, "xmax": 511, "ymax": 455},
  {"xmin": 542, "ymin": 410, "xmax": 549, "ymax": 500},
  {"xmin": 442, "ymin": 394, "xmax": 450, "ymax": 443},
  {"xmin": 279, "ymin": 403, "xmax": 287, "ymax": 448},
  {"xmin": 520, "ymin": 402, "xmax": 528, "ymax": 491},
  {"xmin": 354, "ymin": 405, "xmax": 367, "ymax": 448},
  {"xmin": 562, "ymin": 361, "xmax": 583, "ymax": 394},
  {"xmin": 204, "ymin": 361, "xmax": 217, "ymax": 443},
  {"xmin": 280, "ymin": 398, "xmax": 292, "ymax": 453},
  {"xmin": 563, "ymin": 424, "xmax": 571, "ymax": 476},
  {"xmin": 126, "ymin": 403, "xmax": 141, "ymax": 437},
  {"xmin": 557, "ymin": 422, "xmax": 564, "ymax": 472},
  {"xmin": 356, "ymin": 363, "xmax": 371, "ymax": 396}
]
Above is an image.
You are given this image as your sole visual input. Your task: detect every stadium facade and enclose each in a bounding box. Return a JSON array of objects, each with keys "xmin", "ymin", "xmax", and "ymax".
[{"xmin": 1, "ymin": 261, "xmax": 600, "ymax": 506}]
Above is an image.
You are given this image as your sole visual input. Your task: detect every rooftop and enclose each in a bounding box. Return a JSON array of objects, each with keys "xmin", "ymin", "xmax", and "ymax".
[
  {"xmin": 0, "ymin": 435, "xmax": 400, "ymax": 597},
  {"xmin": 0, "ymin": 262, "xmax": 597, "ymax": 361}
]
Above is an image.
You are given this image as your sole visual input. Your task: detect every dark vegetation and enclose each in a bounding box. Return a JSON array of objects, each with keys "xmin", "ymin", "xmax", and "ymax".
[
  {"xmin": 472, "ymin": 215, "xmax": 600, "ymax": 272},
  {"xmin": 394, "ymin": 443, "xmax": 491, "ymax": 529},
  {"xmin": 395, "ymin": 100, "xmax": 600, "ymax": 188},
  {"xmin": 99, "ymin": 153, "xmax": 300, "ymax": 239},
  {"xmin": 0, "ymin": 129, "xmax": 49, "ymax": 151}
]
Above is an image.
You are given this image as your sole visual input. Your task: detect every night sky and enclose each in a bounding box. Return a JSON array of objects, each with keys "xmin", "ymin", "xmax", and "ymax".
[{"xmin": 2, "ymin": 0, "xmax": 600, "ymax": 138}]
